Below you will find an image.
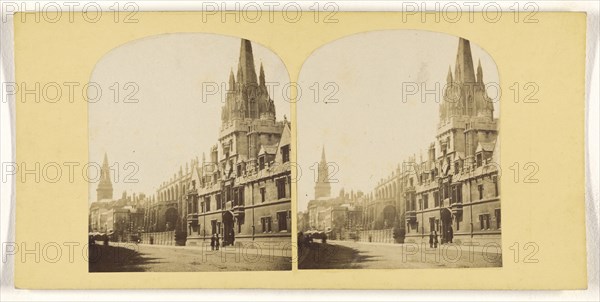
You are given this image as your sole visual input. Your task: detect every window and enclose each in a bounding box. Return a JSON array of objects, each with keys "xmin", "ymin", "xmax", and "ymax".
[
  {"xmin": 276, "ymin": 178, "xmax": 287, "ymax": 199},
  {"xmin": 493, "ymin": 176, "xmax": 499, "ymax": 196},
  {"xmin": 429, "ymin": 217, "xmax": 435, "ymax": 232},
  {"xmin": 260, "ymin": 187, "xmax": 266, "ymax": 203},
  {"xmin": 479, "ymin": 214, "xmax": 490, "ymax": 230},
  {"xmin": 495, "ymin": 209, "xmax": 501, "ymax": 229},
  {"xmin": 259, "ymin": 156, "xmax": 265, "ymax": 170},
  {"xmin": 211, "ymin": 220, "xmax": 217, "ymax": 235},
  {"xmin": 204, "ymin": 196, "xmax": 211, "ymax": 212},
  {"xmin": 281, "ymin": 145, "xmax": 290, "ymax": 163},
  {"xmin": 454, "ymin": 161, "xmax": 460, "ymax": 174},
  {"xmin": 237, "ymin": 187, "xmax": 244, "ymax": 206},
  {"xmin": 261, "ymin": 217, "xmax": 272, "ymax": 233},
  {"xmin": 451, "ymin": 184, "xmax": 463, "ymax": 203},
  {"xmin": 433, "ymin": 191, "xmax": 439, "ymax": 207},
  {"xmin": 478, "ymin": 184, "xmax": 484, "ymax": 200},
  {"xmin": 423, "ymin": 194, "xmax": 429, "ymax": 209},
  {"xmin": 277, "ymin": 211, "xmax": 288, "ymax": 231},
  {"xmin": 237, "ymin": 164, "xmax": 242, "ymax": 177},
  {"xmin": 476, "ymin": 153, "xmax": 483, "ymax": 167},
  {"xmin": 215, "ymin": 194, "xmax": 222, "ymax": 210}
]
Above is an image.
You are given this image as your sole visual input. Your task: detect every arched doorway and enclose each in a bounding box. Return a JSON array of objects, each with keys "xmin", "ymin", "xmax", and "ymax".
[
  {"xmin": 440, "ymin": 208, "xmax": 453, "ymax": 244},
  {"xmin": 222, "ymin": 210, "xmax": 234, "ymax": 246},
  {"xmin": 164, "ymin": 207, "xmax": 178, "ymax": 231},
  {"xmin": 382, "ymin": 205, "xmax": 397, "ymax": 228}
]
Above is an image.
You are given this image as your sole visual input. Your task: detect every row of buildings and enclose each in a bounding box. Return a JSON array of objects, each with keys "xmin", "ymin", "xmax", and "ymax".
[
  {"xmin": 89, "ymin": 39, "xmax": 292, "ymax": 246},
  {"xmin": 299, "ymin": 38, "xmax": 501, "ymax": 246}
]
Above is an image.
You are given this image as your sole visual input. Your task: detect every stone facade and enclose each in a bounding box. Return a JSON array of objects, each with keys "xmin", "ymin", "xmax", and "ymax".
[{"xmin": 184, "ymin": 38, "xmax": 292, "ymax": 246}]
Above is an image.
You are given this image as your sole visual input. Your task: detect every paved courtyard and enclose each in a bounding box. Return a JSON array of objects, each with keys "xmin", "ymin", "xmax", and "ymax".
[
  {"xmin": 299, "ymin": 240, "xmax": 502, "ymax": 269},
  {"xmin": 89, "ymin": 242, "xmax": 292, "ymax": 272}
]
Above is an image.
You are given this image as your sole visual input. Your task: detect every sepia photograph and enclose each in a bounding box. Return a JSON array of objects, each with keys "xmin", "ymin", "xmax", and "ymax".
[
  {"xmin": 296, "ymin": 30, "xmax": 502, "ymax": 269},
  {"xmin": 87, "ymin": 34, "xmax": 292, "ymax": 272}
]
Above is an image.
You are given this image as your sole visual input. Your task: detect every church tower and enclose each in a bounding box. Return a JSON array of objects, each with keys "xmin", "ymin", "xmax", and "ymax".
[
  {"xmin": 437, "ymin": 37, "xmax": 498, "ymax": 171},
  {"xmin": 314, "ymin": 146, "xmax": 332, "ymax": 199},
  {"xmin": 96, "ymin": 152, "xmax": 113, "ymax": 201},
  {"xmin": 218, "ymin": 38, "xmax": 283, "ymax": 175}
]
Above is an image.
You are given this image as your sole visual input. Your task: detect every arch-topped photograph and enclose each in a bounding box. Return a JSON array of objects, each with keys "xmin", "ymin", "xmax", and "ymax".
[
  {"xmin": 87, "ymin": 33, "xmax": 292, "ymax": 272},
  {"xmin": 297, "ymin": 30, "xmax": 501, "ymax": 270}
]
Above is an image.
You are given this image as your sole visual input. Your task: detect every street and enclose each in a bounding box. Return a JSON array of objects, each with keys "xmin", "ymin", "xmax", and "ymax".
[
  {"xmin": 299, "ymin": 240, "xmax": 502, "ymax": 269},
  {"xmin": 89, "ymin": 242, "xmax": 292, "ymax": 272}
]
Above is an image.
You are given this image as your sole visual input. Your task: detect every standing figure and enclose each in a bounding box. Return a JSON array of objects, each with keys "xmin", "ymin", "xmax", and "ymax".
[
  {"xmin": 229, "ymin": 229, "xmax": 235, "ymax": 246},
  {"xmin": 429, "ymin": 232, "xmax": 434, "ymax": 248},
  {"xmin": 448, "ymin": 226, "xmax": 454, "ymax": 244},
  {"xmin": 210, "ymin": 234, "xmax": 216, "ymax": 251},
  {"xmin": 215, "ymin": 233, "xmax": 220, "ymax": 250},
  {"xmin": 433, "ymin": 231, "xmax": 439, "ymax": 248}
]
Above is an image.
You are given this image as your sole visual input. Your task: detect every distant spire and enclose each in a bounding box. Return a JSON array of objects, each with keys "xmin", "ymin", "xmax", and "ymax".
[
  {"xmin": 314, "ymin": 145, "xmax": 331, "ymax": 199},
  {"xmin": 237, "ymin": 39, "xmax": 258, "ymax": 85},
  {"xmin": 96, "ymin": 152, "xmax": 113, "ymax": 201},
  {"xmin": 446, "ymin": 65, "xmax": 453, "ymax": 83},
  {"xmin": 454, "ymin": 38, "xmax": 476, "ymax": 83}
]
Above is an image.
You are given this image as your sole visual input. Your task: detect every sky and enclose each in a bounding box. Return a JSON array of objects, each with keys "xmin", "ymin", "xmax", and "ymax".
[
  {"xmin": 296, "ymin": 30, "xmax": 500, "ymax": 211},
  {"xmin": 88, "ymin": 33, "xmax": 290, "ymax": 202}
]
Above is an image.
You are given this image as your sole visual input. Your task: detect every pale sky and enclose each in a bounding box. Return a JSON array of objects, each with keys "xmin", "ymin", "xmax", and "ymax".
[
  {"xmin": 88, "ymin": 33, "xmax": 290, "ymax": 202},
  {"xmin": 296, "ymin": 30, "xmax": 500, "ymax": 211}
]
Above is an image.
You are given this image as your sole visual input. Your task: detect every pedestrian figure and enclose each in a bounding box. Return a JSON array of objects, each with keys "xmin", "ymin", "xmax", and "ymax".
[
  {"xmin": 229, "ymin": 230, "xmax": 235, "ymax": 246},
  {"xmin": 429, "ymin": 232, "xmax": 434, "ymax": 248},
  {"xmin": 433, "ymin": 231, "xmax": 439, "ymax": 248},
  {"xmin": 210, "ymin": 234, "xmax": 216, "ymax": 251},
  {"xmin": 215, "ymin": 234, "xmax": 220, "ymax": 250},
  {"xmin": 448, "ymin": 226, "xmax": 454, "ymax": 244}
]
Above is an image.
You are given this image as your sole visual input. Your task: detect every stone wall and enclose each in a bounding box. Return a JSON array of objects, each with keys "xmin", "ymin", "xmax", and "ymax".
[
  {"xmin": 358, "ymin": 228, "xmax": 395, "ymax": 244},
  {"xmin": 141, "ymin": 231, "xmax": 176, "ymax": 246}
]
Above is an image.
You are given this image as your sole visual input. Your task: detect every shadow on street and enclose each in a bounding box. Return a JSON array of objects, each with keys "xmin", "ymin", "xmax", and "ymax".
[
  {"xmin": 298, "ymin": 242, "xmax": 375, "ymax": 269},
  {"xmin": 89, "ymin": 243, "xmax": 160, "ymax": 272}
]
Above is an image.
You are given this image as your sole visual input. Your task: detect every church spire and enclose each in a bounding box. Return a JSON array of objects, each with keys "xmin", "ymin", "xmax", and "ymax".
[
  {"xmin": 446, "ymin": 65, "xmax": 453, "ymax": 83},
  {"xmin": 454, "ymin": 38, "xmax": 476, "ymax": 83},
  {"xmin": 96, "ymin": 152, "xmax": 114, "ymax": 201},
  {"xmin": 314, "ymin": 146, "xmax": 331, "ymax": 199},
  {"xmin": 237, "ymin": 39, "xmax": 258, "ymax": 85}
]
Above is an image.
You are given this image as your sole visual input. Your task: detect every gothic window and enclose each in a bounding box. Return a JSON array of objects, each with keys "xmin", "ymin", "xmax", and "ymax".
[
  {"xmin": 281, "ymin": 145, "xmax": 290, "ymax": 163},
  {"xmin": 277, "ymin": 211, "xmax": 288, "ymax": 231},
  {"xmin": 201, "ymin": 196, "xmax": 209, "ymax": 212},
  {"xmin": 479, "ymin": 214, "xmax": 490, "ymax": 230},
  {"xmin": 260, "ymin": 187, "xmax": 266, "ymax": 203},
  {"xmin": 478, "ymin": 184, "xmax": 484, "ymax": 200},
  {"xmin": 495, "ymin": 209, "xmax": 501, "ymax": 229},
  {"xmin": 276, "ymin": 178, "xmax": 287, "ymax": 199},
  {"xmin": 216, "ymin": 194, "xmax": 222, "ymax": 210},
  {"xmin": 493, "ymin": 175, "xmax": 499, "ymax": 196}
]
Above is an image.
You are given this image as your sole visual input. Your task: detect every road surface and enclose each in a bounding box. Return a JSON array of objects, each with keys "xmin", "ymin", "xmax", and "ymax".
[
  {"xmin": 89, "ymin": 242, "xmax": 292, "ymax": 272},
  {"xmin": 299, "ymin": 240, "xmax": 502, "ymax": 269}
]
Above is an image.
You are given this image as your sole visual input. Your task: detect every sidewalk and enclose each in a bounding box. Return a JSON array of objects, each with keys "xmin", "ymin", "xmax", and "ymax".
[{"xmin": 329, "ymin": 239, "xmax": 503, "ymax": 254}]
